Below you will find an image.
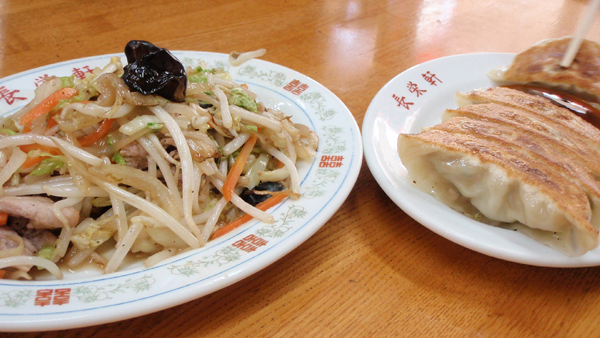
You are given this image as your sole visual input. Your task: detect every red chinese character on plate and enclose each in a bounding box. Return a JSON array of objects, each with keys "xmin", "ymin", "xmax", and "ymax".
[
  {"xmin": 72, "ymin": 65, "xmax": 93, "ymax": 80},
  {"xmin": 283, "ymin": 79, "xmax": 301, "ymax": 92},
  {"xmin": 34, "ymin": 289, "xmax": 53, "ymax": 307},
  {"xmin": 52, "ymin": 288, "xmax": 71, "ymax": 305},
  {"xmin": 291, "ymin": 83, "xmax": 309, "ymax": 95},
  {"xmin": 232, "ymin": 239, "xmax": 257, "ymax": 253},
  {"xmin": 34, "ymin": 74, "xmax": 52, "ymax": 87},
  {"xmin": 407, "ymin": 81, "xmax": 427, "ymax": 97},
  {"xmin": 392, "ymin": 94, "xmax": 414, "ymax": 110},
  {"xmin": 422, "ymin": 71, "xmax": 442, "ymax": 86},
  {"xmin": 0, "ymin": 86, "xmax": 27, "ymax": 105},
  {"xmin": 243, "ymin": 234, "xmax": 268, "ymax": 247}
]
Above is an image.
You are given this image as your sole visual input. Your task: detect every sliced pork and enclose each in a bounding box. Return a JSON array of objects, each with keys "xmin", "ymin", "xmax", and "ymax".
[{"xmin": 0, "ymin": 196, "xmax": 79, "ymax": 229}]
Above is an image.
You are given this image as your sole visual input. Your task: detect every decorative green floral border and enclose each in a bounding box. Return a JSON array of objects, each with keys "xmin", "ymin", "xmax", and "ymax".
[
  {"xmin": 237, "ymin": 65, "xmax": 286, "ymax": 87},
  {"xmin": 0, "ymin": 290, "xmax": 34, "ymax": 308},
  {"xmin": 72, "ymin": 275, "xmax": 156, "ymax": 303}
]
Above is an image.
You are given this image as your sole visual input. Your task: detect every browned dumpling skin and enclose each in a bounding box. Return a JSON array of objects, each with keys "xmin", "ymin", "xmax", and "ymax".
[
  {"xmin": 398, "ymin": 122, "xmax": 600, "ymax": 256},
  {"xmin": 488, "ymin": 37, "xmax": 600, "ymax": 103},
  {"xmin": 398, "ymin": 87, "xmax": 600, "ymax": 256},
  {"xmin": 443, "ymin": 102, "xmax": 600, "ymax": 179}
]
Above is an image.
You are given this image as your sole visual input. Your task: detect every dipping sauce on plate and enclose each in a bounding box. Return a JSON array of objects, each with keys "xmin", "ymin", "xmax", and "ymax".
[{"xmin": 505, "ymin": 84, "xmax": 600, "ymax": 130}]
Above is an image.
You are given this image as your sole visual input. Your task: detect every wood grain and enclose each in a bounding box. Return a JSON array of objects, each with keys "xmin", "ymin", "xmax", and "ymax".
[{"xmin": 1, "ymin": 0, "xmax": 600, "ymax": 336}]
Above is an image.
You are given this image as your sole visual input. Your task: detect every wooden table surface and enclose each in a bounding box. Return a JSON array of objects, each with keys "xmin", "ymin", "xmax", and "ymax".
[{"xmin": 2, "ymin": 0, "xmax": 600, "ymax": 336}]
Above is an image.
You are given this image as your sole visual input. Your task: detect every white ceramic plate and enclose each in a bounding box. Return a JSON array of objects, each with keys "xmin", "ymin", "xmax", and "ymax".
[
  {"xmin": 0, "ymin": 52, "xmax": 362, "ymax": 331},
  {"xmin": 363, "ymin": 53, "xmax": 600, "ymax": 268}
]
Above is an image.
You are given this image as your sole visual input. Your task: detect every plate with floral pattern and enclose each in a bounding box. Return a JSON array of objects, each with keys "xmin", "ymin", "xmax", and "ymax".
[{"xmin": 0, "ymin": 51, "xmax": 362, "ymax": 331}]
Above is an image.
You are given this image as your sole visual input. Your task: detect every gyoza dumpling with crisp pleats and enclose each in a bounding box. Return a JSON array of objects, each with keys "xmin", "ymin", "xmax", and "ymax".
[
  {"xmin": 397, "ymin": 87, "xmax": 600, "ymax": 256},
  {"xmin": 487, "ymin": 37, "xmax": 600, "ymax": 103}
]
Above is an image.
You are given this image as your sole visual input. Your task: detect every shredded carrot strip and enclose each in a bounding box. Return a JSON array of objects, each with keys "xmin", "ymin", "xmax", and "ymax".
[
  {"xmin": 78, "ymin": 119, "xmax": 114, "ymax": 147},
  {"xmin": 19, "ymin": 144, "xmax": 60, "ymax": 154},
  {"xmin": 0, "ymin": 212, "xmax": 8, "ymax": 226},
  {"xmin": 222, "ymin": 134, "xmax": 258, "ymax": 201},
  {"xmin": 46, "ymin": 117, "xmax": 57, "ymax": 129},
  {"xmin": 45, "ymin": 110, "xmax": 64, "ymax": 130},
  {"xmin": 22, "ymin": 123, "xmax": 33, "ymax": 133},
  {"xmin": 25, "ymin": 108, "xmax": 66, "ymax": 132},
  {"xmin": 211, "ymin": 193, "xmax": 288, "ymax": 240},
  {"xmin": 19, "ymin": 87, "xmax": 78, "ymax": 126},
  {"xmin": 276, "ymin": 159, "xmax": 285, "ymax": 169},
  {"xmin": 21, "ymin": 156, "xmax": 46, "ymax": 170},
  {"xmin": 19, "ymin": 144, "xmax": 61, "ymax": 169}
]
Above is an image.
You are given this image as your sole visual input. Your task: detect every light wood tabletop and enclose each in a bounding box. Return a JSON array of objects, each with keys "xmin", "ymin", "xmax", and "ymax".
[{"xmin": 2, "ymin": 0, "xmax": 600, "ymax": 336}]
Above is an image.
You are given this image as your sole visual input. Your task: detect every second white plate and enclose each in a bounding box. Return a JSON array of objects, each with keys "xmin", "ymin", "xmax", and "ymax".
[{"xmin": 363, "ymin": 53, "xmax": 600, "ymax": 268}]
